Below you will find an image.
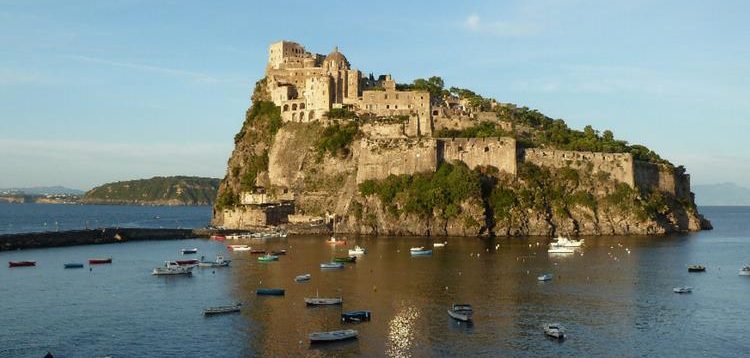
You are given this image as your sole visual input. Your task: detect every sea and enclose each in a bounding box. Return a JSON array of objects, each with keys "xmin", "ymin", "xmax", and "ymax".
[{"xmin": 0, "ymin": 204, "xmax": 749, "ymax": 357}]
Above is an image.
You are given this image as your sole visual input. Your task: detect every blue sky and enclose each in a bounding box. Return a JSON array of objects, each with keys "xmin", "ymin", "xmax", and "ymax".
[{"xmin": 0, "ymin": 0, "xmax": 748, "ymax": 190}]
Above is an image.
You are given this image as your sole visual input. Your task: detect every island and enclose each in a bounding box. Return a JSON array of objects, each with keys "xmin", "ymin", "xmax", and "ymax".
[
  {"xmin": 82, "ymin": 176, "xmax": 220, "ymax": 206},
  {"xmin": 212, "ymin": 40, "xmax": 712, "ymax": 237}
]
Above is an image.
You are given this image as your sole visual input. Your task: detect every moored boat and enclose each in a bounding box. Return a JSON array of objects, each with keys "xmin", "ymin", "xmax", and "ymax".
[
  {"xmin": 320, "ymin": 262, "xmax": 344, "ymax": 269},
  {"xmin": 447, "ymin": 304, "xmax": 473, "ymax": 322},
  {"xmin": 152, "ymin": 261, "xmax": 193, "ymax": 276},
  {"xmin": 250, "ymin": 249, "xmax": 267, "ymax": 254},
  {"xmin": 327, "ymin": 237, "xmax": 346, "ymax": 245},
  {"xmin": 553, "ymin": 236, "xmax": 583, "ymax": 247},
  {"xmin": 543, "ymin": 323, "xmax": 566, "ymax": 339},
  {"xmin": 410, "ymin": 249, "xmax": 432, "ymax": 256},
  {"xmin": 270, "ymin": 250, "xmax": 287, "ymax": 256},
  {"xmin": 304, "ymin": 297, "xmax": 343, "ymax": 305},
  {"xmin": 673, "ymin": 286, "xmax": 693, "ymax": 294},
  {"xmin": 203, "ymin": 303, "xmax": 242, "ymax": 316},
  {"xmin": 227, "ymin": 244, "xmax": 251, "ymax": 251},
  {"xmin": 181, "ymin": 248, "xmax": 198, "ymax": 255},
  {"xmin": 309, "ymin": 329, "xmax": 358, "ymax": 343},
  {"xmin": 256, "ymin": 288, "xmax": 285, "ymax": 296},
  {"xmin": 295, "ymin": 273, "xmax": 311, "ymax": 282},
  {"xmin": 64, "ymin": 263, "xmax": 84, "ymax": 269},
  {"xmin": 210, "ymin": 235, "xmax": 226, "ymax": 241},
  {"xmin": 548, "ymin": 246, "xmax": 575, "ymax": 254},
  {"xmin": 739, "ymin": 265, "xmax": 750, "ymax": 276},
  {"xmin": 538, "ymin": 274, "xmax": 553, "ymax": 281},
  {"xmin": 410, "ymin": 246, "xmax": 425, "ymax": 252},
  {"xmin": 9, "ymin": 261, "xmax": 36, "ymax": 268},
  {"xmin": 433, "ymin": 242, "xmax": 447, "ymax": 247},
  {"xmin": 198, "ymin": 256, "xmax": 231, "ymax": 268},
  {"xmin": 176, "ymin": 259, "xmax": 199, "ymax": 266},
  {"xmin": 257, "ymin": 254, "xmax": 279, "ymax": 262},
  {"xmin": 89, "ymin": 258, "xmax": 112, "ymax": 265},
  {"xmin": 688, "ymin": 265, "xmax": 706, "ymax": 272},
  {"xmin": 348, "ymin": 246, "xmax": 366, "ymax": 256},
  {"xmin": 341, "ymin": 310, "xmax": 372, "ymax": 323},
  {"xmin": 333, "ymin": 256, "xmax": 356, "ymax": 263}
]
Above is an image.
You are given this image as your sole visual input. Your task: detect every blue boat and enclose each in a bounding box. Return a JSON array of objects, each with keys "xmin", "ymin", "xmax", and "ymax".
[
  {"xmin": 256, "ymin": 288, "xmax": 285, "ymax": 296},
  {"xmin": 341, "ymin": 310, "xmax": 372, "ymax": 323},
  {"xmin": 410, "ymin": 249, "xmax": 432, "ymax": 256},
  {"xmin": 64, "ymin": 263, "xmax": 84, "ymax": 269}
]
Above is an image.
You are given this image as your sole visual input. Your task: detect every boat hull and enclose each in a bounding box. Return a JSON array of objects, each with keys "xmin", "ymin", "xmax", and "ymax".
[
  {"xmin": 305, "ymin": 298, "xmax": 343, "ymax": 305},
  {"xmin": 256, "ymin": 288, "xmax": 285, "ymax": 296},
  {"xmin": 309, "ymin": 329, "xmax": 358, "ymax": 343},
  {"xmin": 88, "ymin": 258, "xmax": 112, "ymax": 264},
  {"xmin": 448, "ymin": 310, "xmax": 472, "ymax": 322},
  {"xmin": 410, "ymin": 250, "xmax": 432, "ymax": 256},
  {"xmin": 9, "ymin": 261, "xmax": 36, "ymax": 267},
  {"xmin": 64, "ymin": 263, "xmax": 84, "ymax": 269}
]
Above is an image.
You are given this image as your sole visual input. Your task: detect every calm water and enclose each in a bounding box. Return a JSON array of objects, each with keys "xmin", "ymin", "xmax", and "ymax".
[
  {"xmin": 1, "ymin": 206, "xmax": 749, "ymax": 357},
  {"xmin": 0, "ymin": 202, "xmax": 212, "ymax": 234}
]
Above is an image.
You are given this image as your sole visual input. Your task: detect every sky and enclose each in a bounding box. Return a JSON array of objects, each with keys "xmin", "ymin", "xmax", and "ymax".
[{"xmin": 0, "ymin": 0, "xmax": 748, "ymax": 190}]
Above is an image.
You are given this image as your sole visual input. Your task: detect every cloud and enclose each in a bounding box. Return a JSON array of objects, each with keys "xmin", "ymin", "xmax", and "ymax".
[{"xmin": 462, "ymin": 14, "xmax": 541, "ymax": 37}]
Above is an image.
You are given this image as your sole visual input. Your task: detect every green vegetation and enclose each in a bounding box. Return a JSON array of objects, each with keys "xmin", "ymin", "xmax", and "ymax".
[
  {"xmin": 396, "ymin": 76, "xmax": 445, "ymax": 99},
  {"xmin": 239, "ymin": 152, "xmax": 269, "ymax": 191},
  {"xmin": 82, "ymin": 176, "xmax": 220, "ymax": 206},
  {"xmin": 435, "ymin": 121, "xmax": 510, "ymax": 138},
  {"xmin": 315, "ymin": 122, "xmax": 359, "ymax": 157},
  {"xmin": 325, "ymin": 108, "xmax": 358, "ymax": 119},
  {"xmin": 215, "ymin": 189, "xmax": 239, "ymax": 210}
]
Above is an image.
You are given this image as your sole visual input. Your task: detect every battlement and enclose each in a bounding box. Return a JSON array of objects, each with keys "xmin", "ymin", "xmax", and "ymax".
[{"xmin": 437, "ymin": 137, "xmax": 517, "ymax": 175}]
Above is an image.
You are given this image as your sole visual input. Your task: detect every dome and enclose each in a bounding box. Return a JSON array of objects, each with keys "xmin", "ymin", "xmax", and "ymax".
[{"xmin": 323, "ymin": 46, "xmax": 350, "ymax": 70}]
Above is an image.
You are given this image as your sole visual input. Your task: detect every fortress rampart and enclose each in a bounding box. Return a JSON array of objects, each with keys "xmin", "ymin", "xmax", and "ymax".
[
  {"xmin": 438, "ymin": 137, "xmax": 517, "ymax": 175},
  {"xmin": 357, "ymin": 138, "xmax": 438, "ymax": 183},
  {"xmin": 522, "ymin": 149, "xmax": 635, "ymax": 187}
]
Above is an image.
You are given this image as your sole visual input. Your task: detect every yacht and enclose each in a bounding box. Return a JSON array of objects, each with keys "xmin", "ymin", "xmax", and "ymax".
[{"xmin": 152, "ymin": 261, "xmax": 193, "ymax": 276}]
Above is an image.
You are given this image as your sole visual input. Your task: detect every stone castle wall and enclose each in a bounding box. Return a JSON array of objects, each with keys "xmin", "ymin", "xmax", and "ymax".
[
  {"xmin": 523, "ymin": 149, "xmax": 635, "ymax": 187},
  {"xmin": 634, "ymin": 161, "xmax": 691, "ymax": 199},
  {"xmin": 220, "ymin": 203, "xmax": 295, "ymax": 228},
  {"xmin": 356, "ymin": 138, "xmax": 438, "ymax": 183},
  {"xmin": 438, "ymin": 137, "xmax": 517, "ymax": 175}
]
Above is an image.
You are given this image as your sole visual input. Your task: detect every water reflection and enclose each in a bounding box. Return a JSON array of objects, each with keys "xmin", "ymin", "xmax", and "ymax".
[{"xmin": 387, "ymin": 304, "xmax": 419, "ymax": 358}]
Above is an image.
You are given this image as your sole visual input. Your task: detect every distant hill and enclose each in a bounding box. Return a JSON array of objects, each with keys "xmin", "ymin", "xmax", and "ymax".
[
  {"xmin": 693, "ymin": 183, "xmax": 750, "ymax": 206},
  {"xmin": 0, "ymin": 186, "xmax": 85, "ymax": 195},
  {"xmin": 81, "ymin": 176, "xmax": 220, "ymax": 206}
]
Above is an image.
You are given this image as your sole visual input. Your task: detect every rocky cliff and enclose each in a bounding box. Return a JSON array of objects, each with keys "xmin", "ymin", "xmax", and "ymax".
[{"xmin": 82, "ymin": 176, "xmax": 220, "ymax": 206}]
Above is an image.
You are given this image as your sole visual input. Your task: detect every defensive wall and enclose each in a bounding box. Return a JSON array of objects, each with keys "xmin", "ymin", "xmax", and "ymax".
[
  {"xmin": 438, "ymin": 137, "xmax": 517, "ymax": 175},
  {"xmin": 356, "ymin": 138, "xmax": 438, "ymax": 183},
  {"xmin": 522, "ymin": 149, "xmax": 636, "ymax": 187},
  {"xmin": 634, "ymin": 160, "xmax": 691, "ymax": 200},
  {"xmin": 220, "ymin": 203, "xmax": 295, "ymax": 228}
]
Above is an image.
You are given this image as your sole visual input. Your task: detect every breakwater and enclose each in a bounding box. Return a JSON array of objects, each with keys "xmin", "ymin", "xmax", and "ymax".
[{"xmin": 0, "ymin": 228, "xmax": 217, "ymax": 251}]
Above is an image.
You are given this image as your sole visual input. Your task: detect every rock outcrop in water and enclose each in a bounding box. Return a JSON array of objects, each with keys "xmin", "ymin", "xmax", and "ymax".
[
  {"xmin": 83, "ymin": 176, "xmax": 220, "ymax": 206},
  {"xmin": 212, "ymin": 41, "xmax": 711, "ymax": 236}
]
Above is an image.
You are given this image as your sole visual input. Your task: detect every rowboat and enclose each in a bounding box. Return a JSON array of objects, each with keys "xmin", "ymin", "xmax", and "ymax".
[
  {"xmin": 256, "ymin": 288, "xmax": 285, "ymax": 296},
  {"xmin": 210, "ymin": 235, "xmax": 226, "ymax": 241},
  {"xmin": 333, "ymin": 256, "xmax": 356, "ymax": 263},
  {"xmin": 447, "ymin": 304, "xmax": 473, "ymax": 322},
  {"xmin": 152, "ymin": 261, "xmax": 193, "ymax": 276},
  {"xmin": 688, "ymin": 265, "xmax": 706, "ymax": 272},
  {"xmin": 89, "ymin": 258, "xmax": 112, "ymax": 264},
  {"xmin": 64, "ymin": 263, "xmax": 84, "ymax": 269},
  {"xmin": 348, "ymin": 246, "xmax": 366, "ymax": 256},
  {"xmin": 410, "ymin": 249, "xmax": 432, "ymax": 256},
  {"xmin": 433, "ymin": 242, "xmax": 447, "ymax": 247},
  {"xmin": 181, "ymin": 248, "xmax": 198, "ymax": 255},
  {"xmin": 543, "ymin": 323, "xmax": 566, "ymax": 339},
  {"xmin": 257, "ymin": 254, "xmax": 279, "ymax": 262},
  {"xmin": 309, "ymin": 329, "xmax": 358, "ymax": 344},
  {"xmin": 198, "ymin": 256, "xmax": 231, "ymax": 268},
  {"xmin": 304, "ymin": 297, "xmax": 343, "ymax": 305},
  {"xmin": 9, "ymin": 261, "xmax": 36, "ymax": 268},
  {"xmin": 538, "ymin": 274, "xmax": 553, "ymax": 281},
  {"xmin": 270, "ymin": 250, "xmax": 287, "ymax": 256},
  {"xmin": 227, "ymin": 245, "xmax": 251, "ymax": 251},
  {"xmin": 203, "ymin": 303, "xmax": 241, "ymax": 316},
  {"xmin": 341, "ymin": 310, "xmax": 371, "ymax": 323},
  {"xmin": 410, "ymin": 246, "xmax": 425, "ymax": 252},
  {"xmin": 320, "ymin": 262, "xmax": 344, "ymax": 269},
  {"xmin": 295, "ymin": 273, "xmax": 311, "ymax": 282},
  {"xmin": 673, "ymin": 286, "xmax": 693, "ymax": 294},
  {"xmin": 176, "ymin": 259, "xmax": 199, "ymax": 266}
]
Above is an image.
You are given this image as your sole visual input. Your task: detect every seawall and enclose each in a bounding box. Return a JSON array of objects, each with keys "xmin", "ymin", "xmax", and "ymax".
[{"xmin": 0, "ymin": 228, "xmax": 215, "ymax": 252}]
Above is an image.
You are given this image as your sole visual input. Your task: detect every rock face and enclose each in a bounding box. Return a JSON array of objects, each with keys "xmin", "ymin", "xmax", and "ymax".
[{"xmin": 82, "ymin": 176, "xmax": 220, "ymax": 206}]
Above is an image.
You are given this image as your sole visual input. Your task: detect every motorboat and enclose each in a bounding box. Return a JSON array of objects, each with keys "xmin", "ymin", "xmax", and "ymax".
[
  {"xmin": 304, "ymin": 297, "xmax": 343, "ymax": 305},
  {"xmin": 410, "ymin": 249, "xmax": 433, "ymax": 256},
  {"xmin": 250, "ymin": 249, "xmax": 267, "ymax": 255},
  {"xmin": 9, "ymin": 261, "xmax": 36, "ymax": 268},
  {"xmin": 256, "ymin": 288, "xmax": 285, "ymax": 296},
  {"xmin": 538, "ymin": 274, "xmax": 553, "ymax": 281},
  {"xmin": 309, "ymin": 329, "xmax": 358, "ymax": 343},
  {"xmin": 739, "ymin": 265, "xmax": 750, "ymax": 276},
  {"xmin": 543, "ymin": 323, "xmax": 566, "ymax": 339},
  {"xmin": 64, "ymin": 263, "xmax": 84, "ymax": 269},
  {"xmin": 152, "ymin": 261, "xmax": 193, "ymax": 276},
  {"xmin": 320, "ymin": 262, "xmax": 344, "ymax": 269},
  {"xmin": 227, "ymin": 245, "xmax": 251, "ymax": 251},
  {"xmin": 433, "ymin": 242, "xmax": 447, "ymax": 247},
  {"xmin": 333, "ymin": 256, "xmax": 357, "ymax": 263},
  {"xmin": 176, "ymin": 259, "xmax": 199, "ymax": 266},
  {"xmin": 203, "ymin": 303, "xmax": 241, "ymax": 316},
  {"xmin": 447, "ymin": 304, "xmax": 473, "ymax": 322},
  {"xmin": 688, "ymin": 265, "xmax": 706, "ymax": 272},
  {"xmin": 270, "ymin": 250, "xmax": 287, "ymax": 256},
  {"xmin": 673, "ymin": 286, "xmax": 693, "ymax": 294},
  {"xmin": 257, "ymin": 254, "xmax": 279, "ymax": 262},
  {"xmin": 548, "ymin": 246, "xmax": 575, "ymax": 254},
  {"xmin": 88, "ymin": 258, "xmax": 112, "ymax": 264},
  {"xmin": 295, "ymin": 273, "xmax": 311, "ymax": 282},
  {"xmin": 410, "ymin": 246, "xmax": 425, "ymax": 252},
  {"xmin": 198, "ymin": 256, "xmax": 231, "ymax": 268},
  {"xmin": 553, "ymin": 236, "xmax": 583, "ymax": 247},
  {"xmin": 341, "ymin": 310, "xmax": 372, "ymax": 323},
  {"xmin": 181, "ymin": 248, "xmax": 198, "ymax": 255},
  {"xmin": 348, "ymin": 246, "xmax": 366, "ymax": 256}
]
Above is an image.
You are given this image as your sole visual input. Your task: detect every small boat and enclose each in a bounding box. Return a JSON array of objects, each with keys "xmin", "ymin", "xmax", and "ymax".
[
  {"xmin": 256, "ymin": 288, "xmax": 285, "ymax": 296},
  {"xmin": 181, "ymin": 248, "xmax": 198, "ymax": 255},
  {"xmin": 309, "ymin": 329, "xmax": 358, "ymax": 343},
  {"xmin": 176, "ymin": 259, "xmax": 199, "ymax": 266},
  {"xmin": 341, "ymin": 310, "xmax": 372, "ymax": 323},
  {"xmin": 152, "ymin": 261, "xmax": 193, "ymax": 276},
  {"xmin": 673, "ymin": 286, "xmax": 693, "ymax": 294},
  {"xmin": 257, "ymin": 254, "xmax": 279, "ymax": 262},
  {"xmin": 305, "ymin": 297, "xmax": 343, "ymax": 305},
  {"xmin": 410, "ymin": 249, "xmax": 432, "ymax": 256},
  {"xmin": 333, "ymin": 256, "xmax": 356, "ymax": 263},
  {"xmin": 447, "ymin": 304, "xmax": 473, "ymax": 322},
  {"xmin": 433, "ymin": 242, "xmax": 447, "ymax": 247},
  {"xmin": 688, "ymin": 265, "xmax": 706, "ymax": 272},
  {"xmin": 198, "ymin": 256, "xmax": 231, "ymax": 268},
  {"xmin": 295, "ymin": 273, "xmax": 311, "ymax": 282},
  {"xmin": 410, "ymin": 246, "xmax": 425, "ymax": 252},
  {"xmin": 250, "ymin": 249, "xmax": 267, "ymax": 254},
  {"xmin": 348, "ymin": 246, "xmax": 366, "ymax": 256},
  {"xmin": 739, "ymin": 265, "xmax": 750, "ymax": 276},
  {"xmin": 210, "ymin": 235, "xmax": 226, "ymax": 241},
  {"xmin": 548, "ymin": 246, "xmax": 575, "ymax": 254},
  {"xmin": 327, "ymin": 237, "xmax": 346, "ymax": 245},
  {"xmin": 538, "ymin": 274, "xmax": 553, "ymax": 281},
  {"xmin": 227, "ymin": 245, "xmax": 251, "ymax": 251},
  {"xmin": 203, "ymin": 303, "xmax": 242, "ymax": 316},
  {"xmin": 8, "ymin": 261, "xmax": 36, "ymax": 268},
  {"xmin": 64, "ymin": 263, "xmax": 84, "ymax": 269},
  {"xmin": 553, "ymin": 236, "xmax": 583, "ymax": 247},
  {"xmin": 320, "ymin": 262, "xmax": 344, "ymax": 269},
  {"xmin": 543, "ymin": 323, "xmax": 566, "ymax": 339},
  {"xmin": 88, "ymin": 258, "xmax": 112, "ymax": 265},
  {"xmin": 270, "ymin": 250, "xmax": 287, "ymax": 256}
]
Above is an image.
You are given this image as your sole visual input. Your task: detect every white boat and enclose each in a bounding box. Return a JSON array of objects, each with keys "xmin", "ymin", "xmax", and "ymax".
[
  {"xmin": 152, "ymin": 261, "xmax": 194, "ymax": 276},
  {"xmin": 304, "ymin": 297, "xmax": 343, "ymax": 305},
  {"xmin": 181, "ymin": 248, "xmax": 198, "ymax": 255},
  {"xmin": 548, "ymin": 246, "xmax": 575, "ymax": 254},
  {"xmin": 411, "ymin": 249, "xmax": 432, "ymax": 256},
  {"xmin": 198, "ymin": 255, "xmax": 231, "ymax": 268},
  {"xmin": 673, "ymin": 286, "xmax": 693, "ymax": 294},
  {"xmin": 433, "ymin": 242, "xmax": 447, "ymax": 247},
  {"xmin": 543, "ymin": 323, "xmax": 566, "ymax": 339},
  {"xmin": 410, "ymin": 246, "xmax": 425, "ymax": 252},
  {"xmin": 447, "ymin": 304, "xmax": 473, "ymax": 322},
  {"xmin": 553, "ymin": 236, "xmax": 583, "ymax": 247},
  {"xmin": 320, "ymin": 262, "xmax": 344, "ymax": 269},
  {"xmin": 228, "ymin": 245, "xmax": 251, "ymax": 251},
  {"xmin": 295, "ymin": 273, "xmax": 311, "ymax": 282},
  {"xmin": 348, "ymin": 246, "xmax": 366, "ymax": 256},
  {"xmin": 739, "ymin": 265, "xmax": 750, "ymax": 276},
  {"xmin": 538, "ymin": 274, "xmax": 553, "ymax": 281},
  {"xmin": 203, "ymin": 303, "xmax": 241, "ymax": 316},
  {"xmin": 309, "ymin": 329, "xmax": 358, "ymax": 343}
]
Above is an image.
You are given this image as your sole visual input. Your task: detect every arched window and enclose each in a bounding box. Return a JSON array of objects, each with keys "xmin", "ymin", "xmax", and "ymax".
[
  {"xmin": 283, "ymin": 104, "xmax": 289, "ymax": 112},
  {"xmin": 292, "ymin": 112, "xmax": 297, "ymax": 121},
  {"xmin": 292, "ymin": 103, "xmax": 297, "ymax": 111},
  {"xmin": 309, "ymin": 110, "xmax": 315, "ymax": 120},
  {"xmin": 299, "ymin": 103, "xmax": 305, "ymax": 109},
  {"xmin": 299, "ymin": 111, "xmax": 305, "ymax": 121}
]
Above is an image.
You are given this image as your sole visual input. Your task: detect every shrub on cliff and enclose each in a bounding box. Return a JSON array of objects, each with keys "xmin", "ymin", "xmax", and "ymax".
[
  {"xmin": 435, "ymin": 121, "xmax": 510, "ymax": 138},
  {"xmin": 325, "ymin": 108, "xmax": 357, "ymax": 119},
  {"xmin": 315, "ymin": 122, "xmax": 359, "ymax": 158}
]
